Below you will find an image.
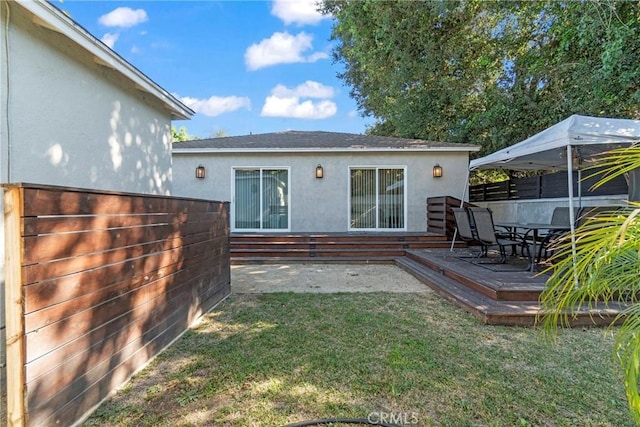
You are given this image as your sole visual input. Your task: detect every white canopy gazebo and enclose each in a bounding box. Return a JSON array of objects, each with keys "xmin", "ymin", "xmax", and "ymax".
[{"xmin": 469, "ymin": 114, "xmax": 640, "ymax": 236}]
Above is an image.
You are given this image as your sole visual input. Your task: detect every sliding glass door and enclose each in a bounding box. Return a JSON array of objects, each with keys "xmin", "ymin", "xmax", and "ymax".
[
  {"xmin": 233, "ymin": 168, "xmax": 289, "ymax": 231},
  {"xmin": 350, "ymin": 167, "xmax": 405, "ymax": 230}
]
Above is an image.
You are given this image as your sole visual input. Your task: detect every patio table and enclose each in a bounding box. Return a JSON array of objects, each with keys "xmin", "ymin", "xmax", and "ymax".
[{"xmin": 494, "ymin": 222, "xmax": 571, "ymax": 272}]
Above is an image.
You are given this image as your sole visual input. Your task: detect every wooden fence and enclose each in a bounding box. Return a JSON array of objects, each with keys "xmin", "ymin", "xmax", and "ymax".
[
  {"xmin": 469, "ymin": 169, "xmax": 628, "ymax": 202},
  {"xmin": 426, "ymin": 196, "xmax": 475, "ymax": 238},
  {"xmin": 3, "ymin": 184, "xmax": 230, "ymax": 426}
]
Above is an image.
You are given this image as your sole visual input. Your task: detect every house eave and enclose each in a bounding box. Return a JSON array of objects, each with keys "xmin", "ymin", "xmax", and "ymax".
[
  {"xmin": 173, "ymin": 146, "xmax": 481, "ymax": 154},
  {"xmin": 18, "ymin": 0, "xmax": 194, "ymax": 120}
]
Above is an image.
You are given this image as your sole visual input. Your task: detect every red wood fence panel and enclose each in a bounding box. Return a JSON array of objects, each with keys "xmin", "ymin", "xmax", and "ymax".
[
  {"xmin": 3, "ymin": 184, "xmax": 230, "ymax": 427},
  {"xmin": 470, "ymin": 169, "xmax": 628, "ymax": 202},
  {"xmin": 426, "ymin": 196, "xmax": 475, "ymax": 238}
]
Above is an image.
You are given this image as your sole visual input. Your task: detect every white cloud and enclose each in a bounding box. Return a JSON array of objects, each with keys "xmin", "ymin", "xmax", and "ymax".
[
  {"xmin": 180, "ymin": 95, "xmax": 251, "ymax": 117},
  {"xmin": 101, "ymin": 32, "xmax": 119, "ymax": 49},
  {"xmin": 272, "ymin": 81, "xmax": 335, "ymax": 98},
  {"xmin": 261, "ymin": 97, "xmax": 337, "ymax": 119},
  {"xmin": 271, "ymin": 0, "xmax": 330, "ymax": 26},
  {"xmin": 99, "ymin": 7, "xmax": 148, "ymax": 28},
  {"xmin": 244, "ymin": 31, "xmax": 327, "ymax": 71},
  {"xmin": 307, "ymin": 51, "xmax": 330, "ymax": 62},
  {"xmin": 261, "ymin": 81, "xmax": 337, "ymax": 119}
]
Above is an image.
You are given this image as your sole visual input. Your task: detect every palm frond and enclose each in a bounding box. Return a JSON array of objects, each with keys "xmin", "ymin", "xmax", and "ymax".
[
  {"xmin": 615, "ymin": 305, "xmax": 640, "ymax": 425},
  {"xmin": 541, "ymin": 197, "xmax": 640, "ymax": 421},
  {"xmin": 541, "ymin": 209, "xmax": 640, "ymax": 326},
  {"xmin": 584, "ymin": 144, "xmax": 640, "ymax": 190}
]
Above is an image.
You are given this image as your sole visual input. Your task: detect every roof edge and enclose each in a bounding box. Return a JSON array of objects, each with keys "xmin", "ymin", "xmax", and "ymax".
[{"xmin": 173, "ymin": 146, "xmax": 481, "ymax": 154}]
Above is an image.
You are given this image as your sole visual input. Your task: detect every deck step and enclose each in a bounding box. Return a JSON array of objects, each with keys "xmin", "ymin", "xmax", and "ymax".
[
  {"xmin": 230, "ymin": 233, "xmax": 455, "ymax": 261},
  {"xmin": 231, "ymin": 241, "xmax": 450, "ymax": 249},
  {"xmin": 395, "ymin": 257, "xmax": 541, "ymax": 326},
  {"xmin": 404, "ymin": 249, "xmax": 543, "ymax": 301},
  {"xmin": 395, "ymin": 255, "xmax": 625, "ymax": 327},
  {"xmin": 230, "ymin": 233, "xmax": 448, "ymax": 243},
  {"xmin": 231, "ymin": 248, "xmax": 404, "ymax": 258},
  {"xmin": 231, "ymin": 256, "xmax": 397, "ymax": 265}
]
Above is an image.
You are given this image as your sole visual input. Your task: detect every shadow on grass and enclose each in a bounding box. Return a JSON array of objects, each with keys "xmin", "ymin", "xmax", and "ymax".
[{"xmin": 84, "ymin": 292, "xmax": 633, "ymax": 427}]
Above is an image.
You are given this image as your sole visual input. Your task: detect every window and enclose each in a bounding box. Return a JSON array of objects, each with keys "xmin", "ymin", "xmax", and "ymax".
[
  {"xmin": 350, "ymin": 167, "xmax": 405, "ymax": 230},
  {"xmin": 233, "ymin": 168, "xmax": 289, "ymax": 230}
]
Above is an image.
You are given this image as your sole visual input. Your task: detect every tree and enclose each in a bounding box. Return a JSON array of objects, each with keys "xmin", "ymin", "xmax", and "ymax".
[
  {"xmin": 540, "ymin": 145, "xmax": 640, "ymax": 423},
  {"xmin": 171, "ymin": 125, "xmax": 192, "ymax": 142},
  {"xmin": 320, "ymin": 1, "xmax": 640, "ymax": 155}
]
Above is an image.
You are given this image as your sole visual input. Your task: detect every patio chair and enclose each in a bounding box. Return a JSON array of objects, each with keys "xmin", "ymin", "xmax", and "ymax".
[
  {"xmin": 535, "ymin": 207, "xmax": 572, "ymax": 262},
  {"xmin": 538, "ymin": 206, "xmax": 619, "ymax": 262},
  {"xmin": 451, "ymin": 207, "xmax": 485, "ymax": 257},
  {"xmin": 467, "ymin": 207, "xmax": 528, "ymax": 264}
]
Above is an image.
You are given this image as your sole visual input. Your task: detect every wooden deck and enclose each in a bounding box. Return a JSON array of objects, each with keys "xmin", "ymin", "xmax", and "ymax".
[
  {"xmin": 398, "ymin": 248, "xmax": 626, "ymax": 326},
  {"xmin": 230, "ymin": 232, "xmax": 455, "ymax": 262},
  {"xmin": 230, "ymin": 233, "xmax": 627, "ymax": 327}
]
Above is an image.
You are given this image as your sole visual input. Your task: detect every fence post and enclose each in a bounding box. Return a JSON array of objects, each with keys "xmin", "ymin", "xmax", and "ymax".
[
  {"xmin": 4, "ymin": 185, "xmax": 26, "ymax": 427},
  {"xmin": 537, "ymin": 175, "xmax": 542, "ymax": 199}
]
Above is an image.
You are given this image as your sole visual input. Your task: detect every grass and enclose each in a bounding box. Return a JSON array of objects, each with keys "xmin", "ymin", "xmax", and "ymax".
[{"xmin": 84, "ymin": 290, "xmax": 633, "ymax": 427}]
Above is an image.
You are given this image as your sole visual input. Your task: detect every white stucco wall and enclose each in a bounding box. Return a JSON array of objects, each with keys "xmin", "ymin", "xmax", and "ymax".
[
  {"xmin": 172, "ymin": 150, "xmax": 470, "ymax": 233},
  {"xmin": 1, "ymin": 3, "xmax": 174, "ymax": 195},
  {"xmin": 477, "ymin": 195, "xmax": 629, "ymax": 224}
]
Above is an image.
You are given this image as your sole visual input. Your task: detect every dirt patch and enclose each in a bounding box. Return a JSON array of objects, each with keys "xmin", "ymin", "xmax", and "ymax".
[{"xmin": 231, "ymin": 262, "xmax": 429, "ymax": 294}]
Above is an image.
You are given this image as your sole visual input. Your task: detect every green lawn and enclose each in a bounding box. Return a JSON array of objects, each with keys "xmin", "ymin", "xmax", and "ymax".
[{"xmin": 84, "ymin": 291, "xmax": 633, "ymax": 426}]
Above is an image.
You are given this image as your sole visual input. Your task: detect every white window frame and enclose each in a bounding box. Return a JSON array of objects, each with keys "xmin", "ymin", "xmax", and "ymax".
[
  {"xmin": 347, "ymin": 165, "xmax": 407, "ymax": 232},
  {"xmin": 231, "ymin": 166, "xmax": 291, "ymax": 232}
]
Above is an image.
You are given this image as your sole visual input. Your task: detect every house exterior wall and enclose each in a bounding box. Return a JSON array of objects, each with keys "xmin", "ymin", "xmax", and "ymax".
[
  {"xmin": 172, "ymin": 150, "xmax": 470, "ymax": 233},
  {"xmin": 1, "ymin": 3, "xmax": 174, "ymax": 195}
]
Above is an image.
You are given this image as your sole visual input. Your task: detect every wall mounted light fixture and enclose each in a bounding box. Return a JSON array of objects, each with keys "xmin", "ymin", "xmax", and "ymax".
[
  {"xmin": 432, "ymin": 164, "xmax": 443, "ymax": 178},
  {"xmin": 195, "ymin": 165, "xmax": 206, "ymax": 179},
  {"xmin": 316, "ymin": 164, "xmax": 324, "ymax": 179}
]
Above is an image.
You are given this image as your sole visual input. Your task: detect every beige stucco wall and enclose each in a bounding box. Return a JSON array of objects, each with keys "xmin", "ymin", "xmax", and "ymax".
[{"xmin": 172, "ymin": 150, "xmax": 470, "ymax": 233}]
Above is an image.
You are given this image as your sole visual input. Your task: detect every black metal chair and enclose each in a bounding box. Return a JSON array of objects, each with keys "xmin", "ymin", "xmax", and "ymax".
[
  {"xmin": 467, "ymin": 207, "xmax": 528, "ymax": 264},
  {"xmin": 536, "ymin": 206, "xmax": 623, "ymax": 262},
  {"xmin": 451, "ymin": 207, "xmax": 485, "ymax": 257},
  {"xmin": 534, "ymin": 207, "xmax": 572, "ymax": 262}
]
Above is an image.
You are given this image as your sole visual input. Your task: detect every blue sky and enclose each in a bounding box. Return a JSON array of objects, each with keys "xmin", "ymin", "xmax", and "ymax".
[{"xmin": 56, "ymin": 0, "xmax": 374, "ymax": 138}]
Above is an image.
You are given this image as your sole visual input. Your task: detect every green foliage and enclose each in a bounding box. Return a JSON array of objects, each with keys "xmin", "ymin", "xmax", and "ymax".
[
  {"xmin": 321, "ymin": 0, "xmax": 640, "ymax": 155},
  {"xmin": 540, "ymin": 144, "xmax": 640, "ymax": 423},
  {"xmin": 172, "ymin": 126, "xmax": 223, "ymax": 141},
  {"xmin": 171, "ymin": 125, "xmax": 192, "ymax": 143},
  {"xmin": 469, "ymin": 169, "xmax": 510, "ymax": 186}
]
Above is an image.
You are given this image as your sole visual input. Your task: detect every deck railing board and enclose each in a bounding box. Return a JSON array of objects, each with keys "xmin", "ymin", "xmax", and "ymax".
[{"xmin": 3, "ymin": 183, "xmax": 230, "ymax": 427}]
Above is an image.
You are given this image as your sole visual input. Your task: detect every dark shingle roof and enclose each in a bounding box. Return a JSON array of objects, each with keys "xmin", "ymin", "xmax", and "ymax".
[{"xmin": 172, "ymin": 131, "xmax": 479, "ymax": 151}]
